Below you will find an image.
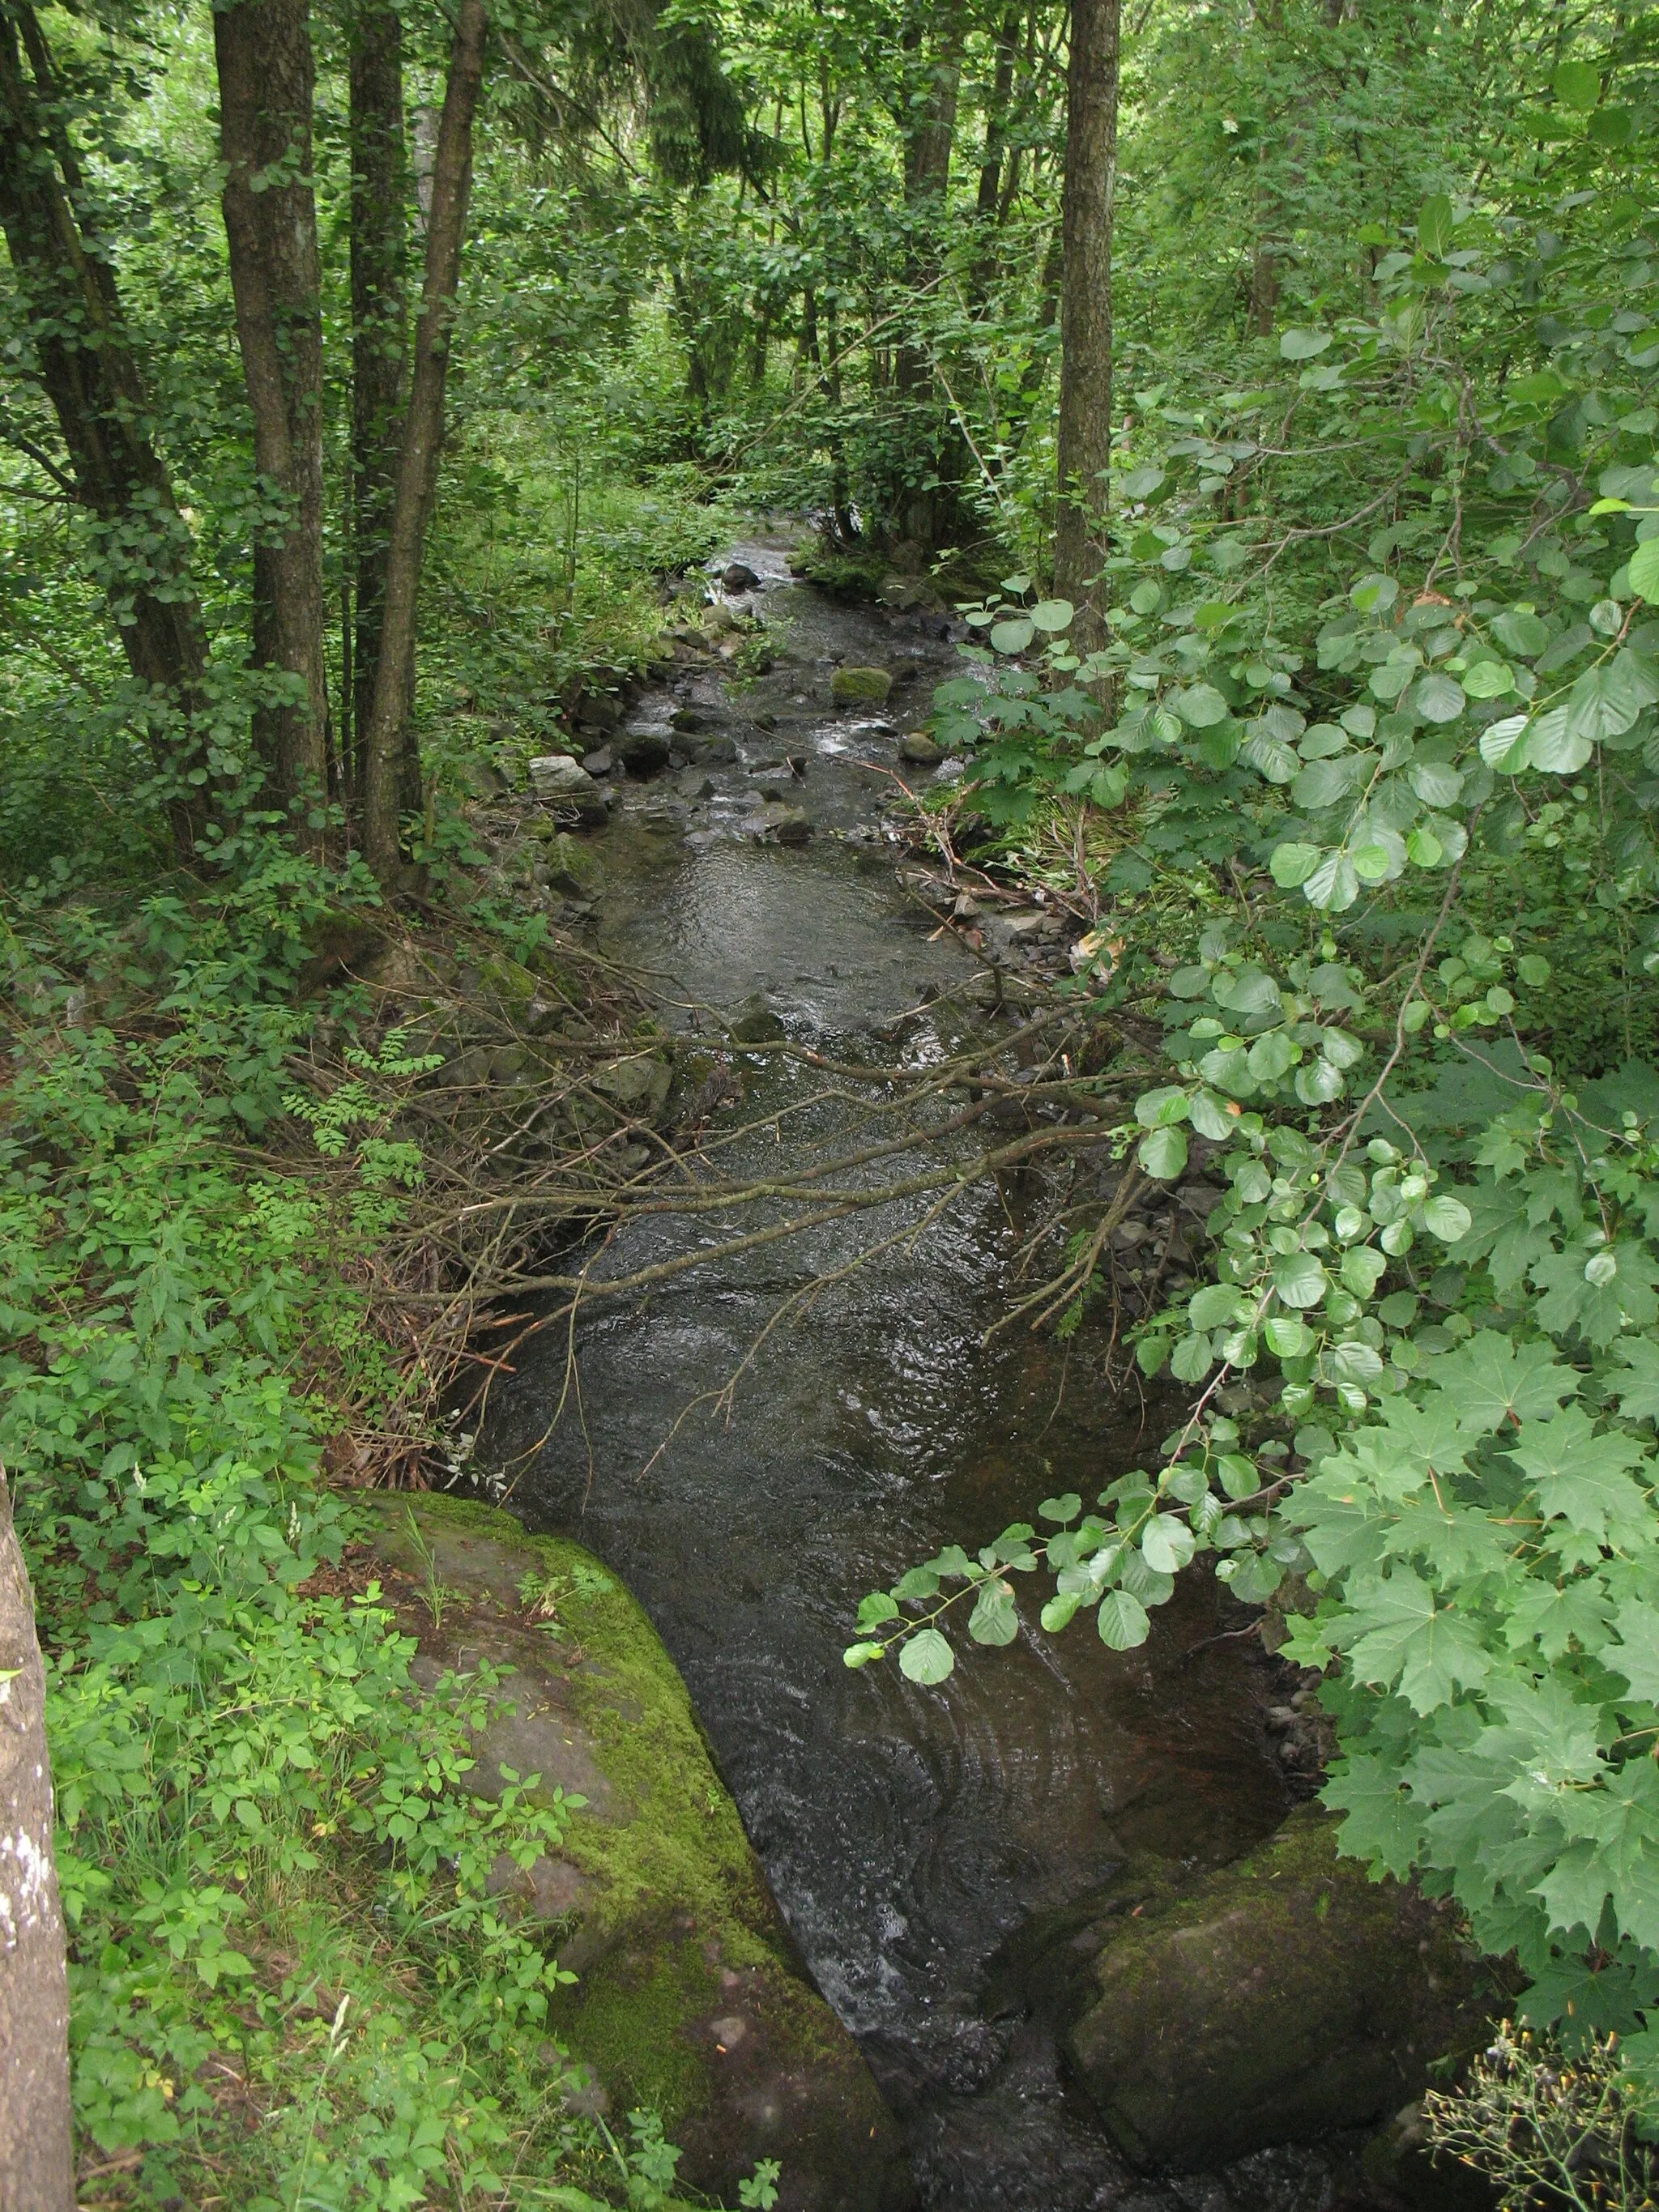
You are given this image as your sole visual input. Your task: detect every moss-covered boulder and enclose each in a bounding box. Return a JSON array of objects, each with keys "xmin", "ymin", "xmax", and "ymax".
[
  {"xmin": 830, "ymin": 667, "xmax": 893, "ymax": 705},
  {"xmin": 1063, "ymin": 1807, "xmax": 1483, "ymax": 2172},
  {"xmin": 358, "ymin": 1496, "xmax": 912, "ymax": 2212}
]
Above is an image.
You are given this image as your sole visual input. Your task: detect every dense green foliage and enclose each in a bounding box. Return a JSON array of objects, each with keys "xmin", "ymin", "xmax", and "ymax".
[{"xmin": 12, "ymin": 0, "xmax": 1659, "ymax": 2184}]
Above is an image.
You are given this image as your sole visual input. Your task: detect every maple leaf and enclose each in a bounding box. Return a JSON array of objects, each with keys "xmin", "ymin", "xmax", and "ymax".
[
  {"xmin": 1614, "ymin": 1336, "xmax": 1659, "ymax": 1426},
  {"xmin": 1610, "ymin": 1599, "xmax": 1659, "ymax": 1704},
  {"xmin": 1344, "ymin": 1566, "xmax": 1491, "ymax": 1711},
  {"xmin": 1427, "ymin": 1332, "xmax": 1579, "ymax": 1431},
  {"xmin": 1509, "ymin": 1408, "xmax": 1653, "ymax": 1541}
]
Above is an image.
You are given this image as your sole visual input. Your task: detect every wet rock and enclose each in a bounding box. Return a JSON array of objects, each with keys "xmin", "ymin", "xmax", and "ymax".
[
  {"xmin": 617, "ymin": 730, "xmax": 673, "ymax": 777},
  {"xmin": 671, "ymin": 707, "xmax": 709, "ymax": 733},
  {"xmin": 722, "ymin": 560, "xmax": 761, "ymax": 591},
  {"xmin": 689, "ymin": 732, "xmax": 739, "ymax": 765},
  {"xmin": 582, "ymin": 745, "xmax": 615, "ymax": 777},
  {"xmin": 527, "ymin": 754, "xmax": 609, "ymax": 825},
  {"xmin": 749, "ymin": 803, "xmax": 812, "ymax": 846},
  {"xmin": 751, "ymin": 711, "xmax": 778, "ymax": 732},
  {"xmin": 898, "ymin": 733, "xmax": 942, "ymax": 767},
  {"xmin": 591, "ymin": 1052, "xmax": 673, "ymax": 1112},
  {"xmin": 728, "ymin": 993, "xmax": 786, "ymax": 1044},
  {"xmin": 458, "ymin": 755, "xmax": 508, "ymax": 799},
  {"xmin": 359, "ymin": 1498, "xmax": 911, "ymax": 2212},
  {"xmin": 1361, "ymin": 2100, "xmax": 1496, "ymax": 2210},
  {"xmin": 1064, "ymin": 1808, "xmax": 1484, "ymax": 2172},
  {"xmin": 830, "ymin": 667, "xmax": 893, "ymax": 706},
  {"xmin": 680, "ymin": 769, "xmax": 715, "ymax": 800},
  {"xmin": 576, "ymin": 693, "xmax": 620, "ymax": 733}
]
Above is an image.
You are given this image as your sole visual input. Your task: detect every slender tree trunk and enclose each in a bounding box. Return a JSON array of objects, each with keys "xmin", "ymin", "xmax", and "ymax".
[
  {"xmin": 0, "ymin": 6, "xmax": 207, "ymax": 855},
  {"xmin": 215, "ymin": 0, "xmax": 328, "ymax": 827},
  {"xmin": 976, "ymin": 6, "xmax": 1020, "ymax": 221},
  {"xmin": 1053, "ymin": 0, "xmax": 1120, "ymax": 656},
  {"xmin": 0, "ymin": 1473, "xmax": 71, "ymax": 2212},
  {"xmin": 362, "ymin": 0, "xmax": 488, "ymax": 884},
  {"xmin": 349, "ymin": 0, "xmax": 411, "ymax": 822},
  {"xmin": 893, "ymin": 8, "xmax": 965, "ymax": 550}
]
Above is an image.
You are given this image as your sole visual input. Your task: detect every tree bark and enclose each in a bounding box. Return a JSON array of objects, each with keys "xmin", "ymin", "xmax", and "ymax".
[
  {"xmin": 892, "ymin": 6, "xmax": 965, "ymax": 550},
  {"xmin": 0, "ymin": 6, "xmax": 207, "ymax": 855},
  {"xmin": 0, "ymin": 1473, "xmax": 71, "ymax": 2212},
  {"xmin": 1053, "ymin": 0, "xmax": 1120, "ymax": 656},
  {"xmin": 349, "ymin": 0, "xmax": 412, "ymax": 820},
  {"xmin": 215, "ymin": 0, "xmax": 329, "ymax": 826},
  {"xmin": 362, "ymin": 0, "xmax": 488, "ymax": 884}
]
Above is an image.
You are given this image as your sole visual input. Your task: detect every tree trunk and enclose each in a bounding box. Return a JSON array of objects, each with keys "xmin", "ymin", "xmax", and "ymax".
[
  {"xmin": 0, "ymin": 1474, "xmax": 72, "ymax": 2212},
  {"xmin": 892, "ymin": 9, "xmax": 965, "ymax": 550},
  {"xmin": 349, "ymin": 0, "xmax": 411, "ymax": 822},
  {"xmin": 1053, "ymin": 0, "xmax": 1120, "ymax": 657},
  {"xmin": 0, "ymin": 6, "xmax": 207, "ymax": 855},
  {"xmin": 361, "ymin": 0, "xmax": 488, "ymax": 884},
  {"xmin": 215, "ymin": 0, "xmax": 329, "ymax": 827}
]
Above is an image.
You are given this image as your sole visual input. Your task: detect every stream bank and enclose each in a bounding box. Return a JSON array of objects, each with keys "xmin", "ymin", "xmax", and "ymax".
[{"xmin": 463, "ymin": 534, "xmax": 1485, "ymax": 2210}]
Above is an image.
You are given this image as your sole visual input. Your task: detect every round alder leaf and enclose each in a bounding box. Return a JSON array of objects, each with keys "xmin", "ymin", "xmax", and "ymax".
[
  {"xmin": 1352, "ymin": 844, "xmax": 1392, "ymax": 883},
  {"xmin": 1129, "ymin": 578, "xmax": 1163, "ymax": 615},
  {"xmin": 1264, "ymin": 1315, "xmax": 1312, "ymax": 1357},
  {"xmin": 989, "ymin": 617, "xmax": 1036, "ymax": 654},
  {"xmin": 1294, "ymin": 1057, "xmax": 1346, "ymax": 1105},
  {"xmin": 1409, "ymin": 760, "xmax": 1465, "ymax": 808},
  {"xmin": 1303, "ymin": 849, "xmax": 1360, "ymax": 911},
  {"xmin": 1041, "ymin": 1592, "xmax": 1083, "ymax": 1633},
  {"xmin": 1332, "ymin": 1340, "xmax": 1384, "ymax": 1384},
  {"xmin": 1281, "ymin": 327, "xmax": 1333, "ymax": 360},
  {"xmin": 1273, "ymin": 1251, "xmax": 1329, "ymax": 1308},
  {"xmin": 1630, "ymin": 540, "xmax": 1659, "ymax": 603},
  {"xmin": 1478, "ymin": 713, "xmax": 1532, "ymax": 769},
  {"xmin": 1461, "ymin": 658, "xmax": 1513, "ymax": 699},
  {"xmin": 1097, "ymin": 1589, "xmax": 1152, "ymax": 1650},
  {"xmin": 1555, "ymin": 57, "xmax": 1601, "ymax": 109},
  {"xmin": 1178, "ymin": 684, "xmax": 1230, "ymax": 728},
  {"xmin": 1170, "ymin": 1332, "xmax": 1214, "ymax": 1383},
  {"xmin": 1136, "ymin": 1084, "xmax": 1192, "ymax": 1127},
  {"xmin": 1030, "ymin": 599, "xmax": 1075, "ymax": 633},
  {"xmin": 1270, "ymin": 842, "xmax": 1321, "ymax": 888},
  {"xmin": 1189, "ymin": 1089, "xmax": 1239, "ymax": 1140},
  {"xmin": 1039, "ymin": 1492, "xmax": 1083, "ymax": 1524},
  {"xmin": 1142, "ymin": 1515, "xmax": 1197, "ymax": 1575},
  {"xmin": 898, "ymin": 1629, "xmax": 955, "ymax": 1685},
  {"xmin": 969, "ymin": 1583, "xmax": 1019, "ymax": 1646},
  {"xmin": 1422, "ymin": 1196, "xmax": 1473, "ymax": 1242},
  {"xmin": 1417, "ymin": 194, "xmax": 1455, "ymax": 256},
  {"xmin": 1120, "ymin": 467, "xmax": 1166, "ymax": 501},
  {"xmin": 1138, "ymin": 1125, "xmax": 1189, "ymax": 1179},
  {"xmin": 843, "ymin": 1641, "xmax": 886, "ymax": 1668},
  {"xmin": 1413, "ymin": 672, "xmax": 1467, "ymax": 724},
  {"xmin": 1527, "ymin": 706, "xmax": 1593, "ymax": 774}
]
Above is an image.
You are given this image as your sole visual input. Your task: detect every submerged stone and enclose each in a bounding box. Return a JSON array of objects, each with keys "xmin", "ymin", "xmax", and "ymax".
[
  {"xmin": 359, "ymin": 1497, "xmax": 913, "ymax": 2212},
  {"xmin": 1064, "ymin": 1807, "xmax": 1484, "ymax": 2172}
]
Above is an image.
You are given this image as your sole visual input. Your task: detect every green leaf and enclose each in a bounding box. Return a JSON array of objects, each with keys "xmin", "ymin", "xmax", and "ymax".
[
  {"xmin": 989, "ymin": 617, "xmax": 1036, "ymax": 654},
  {"xmin": 1421, "ymin": 1196, "xmax": 1473, "ymax": 1242},
  {"xmin": 1270, "ymin": 842, "xmax": 1321, "ymax": 888},
  {"xmin": 1281, "ymin": 328, "xmax": 1333, "ymax": 360},
  {"xmin": 1273, "ymin": 1251, "xmax": 1329, "ymax": 1308},
  {"xmin": 1461, "ymin": 659, "xmax": 1514, "ymax": 701},
  {"xmin": 1493, "ymin": 609, "xmax": 1550, "ymax": 657},
  {"xmin": 1177, "ymin": 684, "xmax": 1230, "ymax": 728},
  {"xmin": 1041, "ymin": 1592, "xmax": 1084, "ymax": 1633},
  {"xmin": 1409, "ymin": 761, "xmax": 1465, "ymax": 808},
  {"xmin": 1555, "ymin": 58, "xmax": 1601, "ymax": 110},
  {"xmin": 898, "ymin": 1629, "xmax": 955, "ymax": 1685},
  {"xmin": 1097, "ymin": 1589, "xmax": 1152, "ymax": 1649},
  {"xmin": 1039, "ymin": 1492, "xmax": 1083, "ymax": 1524},
  {"xmin": 1341, "ymin": 1245, "xmax": 1387, "ymax": 1297},
  {"xmin": 843, "ymin": 1641, "xmax": 886, "ymax": 1668},
  {"xmin": 1120, "ymin": 467, "xmax": 1165, "ymax": 501},
  {"xmin": 1265, "ymin": 1315, "xmax": 1313, "ymax": 1357},
  {"xmin": 969, "ymin": 1582, "xmax": 1019, "ymax": 1646},
  {"xmin": 1304, "ymin": 850, "xmax": 1360, "ymax": 911},
  {"xmin": 857, "ymin": 1592, "xmax": 902, "ymax": 1629},
  {"xmin": 1479, "ymin": 713, "xmax": 1532, "ymax": 769},
  {"xmin": 1138, "ymin": 1125, "xmax": 1189, "ymax": 1179},
  {"xmin": 1613, "ymin": 1339, "xmax": 1659, "ymax": 1425},
  {"xmin": 1417, "ymin": 194, "xmax": 1456, "ymax": 256},
  {"xmin": 1413, "ymin": 672, "xmax": 1466, "ymax": 724},
  {"xmin": 1136, "ymin": 1085, "xmax": 1191, "ymax": 1127},
  {"xmin": 1191, "ymin": 1283, "xmax": 1245, "ymax": 1328},
  {"xmin": 1511, "ymin": 1408, "xmax": 1650, "ymax": 1540},
  {"xmin": 1030, "ymin": 599, "xmax": 1074, "ymax": 633},
  {"xmin": 1630, "ymin": 539, "xmax": 1659, "ymax": 603},
  {"xmin": 1142, "ymin": 1514, "xmax": 1197, "ymax": 1574}
]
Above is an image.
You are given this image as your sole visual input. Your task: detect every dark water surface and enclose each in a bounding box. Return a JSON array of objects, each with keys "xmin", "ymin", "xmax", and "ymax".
[{"xmin": 488, "ymin": 541, "xmax": 1312, "ymax": 2210}]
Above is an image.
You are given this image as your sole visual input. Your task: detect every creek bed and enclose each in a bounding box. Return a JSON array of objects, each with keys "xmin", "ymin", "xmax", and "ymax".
[{"xmin": 487, "ymin": 539, "xmax": 1325, "ymax": 2210}]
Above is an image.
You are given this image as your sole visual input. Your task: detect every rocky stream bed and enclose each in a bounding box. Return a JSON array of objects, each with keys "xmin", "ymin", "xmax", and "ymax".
[{"xmin": 440, "ymin": 536, "xmax": 1493, "ymax": 2212}]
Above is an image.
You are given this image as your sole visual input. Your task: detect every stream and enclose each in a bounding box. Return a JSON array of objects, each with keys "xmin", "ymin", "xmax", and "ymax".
[{"xmin": 485, "ymin": 537, "xmax": 1326, "ymax": 2211}]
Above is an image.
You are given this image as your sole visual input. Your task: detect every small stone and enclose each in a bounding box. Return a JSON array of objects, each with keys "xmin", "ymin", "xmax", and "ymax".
[
  {"xmin": 582, "ymin": 746, "xmax": 614, "ymax": 777},
  {"xmin": 680, "ymin": 769, "xmax": 714, "ymax": 799},
  {"xmin": 899, "ymin": 732, "xmax": 943, "ymax": 767},
  {"xmin": 671, "ymin": 707, "xmax": 707, "ymax": 732},
  {"xmin": 690, "ymin": 732, "xmax": 738, "ymax": 764},
  {"xmin": 830, "ymin": 666, "xmax": 893, "ymax": 705},
  {"xmin": 721, "ymin": 560, "xmax": 761, "ymax": 591}
]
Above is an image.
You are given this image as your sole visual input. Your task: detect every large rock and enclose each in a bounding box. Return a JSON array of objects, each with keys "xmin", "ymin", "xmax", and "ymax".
[
  {"xmin": 617, "ymin": 729, "xmax": 674, "ymax": 777},
  {"xmin": 830, "ymin": 667, "xmax": 893, "ymax": 705},
  {"xmin": 722, "ymin": 561, "xmax": 761, "ymax": 592},
  {"xmin": 527, "ymin": 753, "xmax": 608, "ymax": 825},
  {"xmin": 360, "ymin": 1498, "xmax": 913, "ymax": 2212},
  {"xmin": 1064, "ymin": 1808, "xmax": 1482, "ymax": 2172}
]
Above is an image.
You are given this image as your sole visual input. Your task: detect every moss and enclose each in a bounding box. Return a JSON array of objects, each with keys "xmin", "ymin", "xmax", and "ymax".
[{"xmin": 352, "ymin": 1495, "xmax": 862, "ymax": 2134}]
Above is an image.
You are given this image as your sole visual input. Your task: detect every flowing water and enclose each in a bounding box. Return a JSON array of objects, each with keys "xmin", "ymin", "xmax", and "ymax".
[{"xmin": 487, "ymin": 539, "xmax": 1326, "ymax": 2210}]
